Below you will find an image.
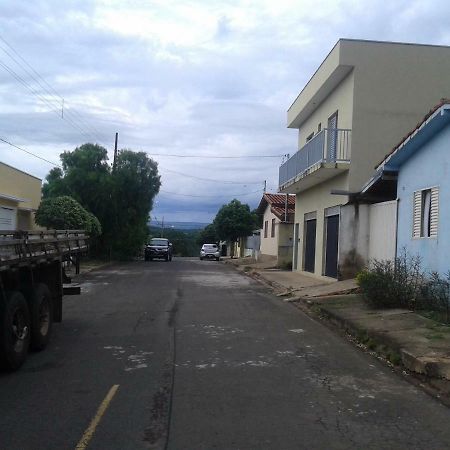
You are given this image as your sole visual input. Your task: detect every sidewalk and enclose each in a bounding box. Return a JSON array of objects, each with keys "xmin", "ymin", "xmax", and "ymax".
[{"xmin": 226, "ymin": 257, "xmax": 450, "ymax": 397}]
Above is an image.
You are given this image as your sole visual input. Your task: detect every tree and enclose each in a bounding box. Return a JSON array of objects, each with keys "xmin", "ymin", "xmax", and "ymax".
[
  {"xmin": 110, "ymin": 150, "xmax": 161, "ymax": 258},
  {"xmin": 197, "ymin": 223, "xmax": 218, "ymax": 246},
  {"xmin": 213, "ymin": 199, "xmax": 255, "ymax": 257},
  {"xmin": 35, "ymin": 196, "xmax": 101, "ymax": 235},
  {"xmin": 41, "ymin": 143, "xmax": 160, "ymax": 259}
]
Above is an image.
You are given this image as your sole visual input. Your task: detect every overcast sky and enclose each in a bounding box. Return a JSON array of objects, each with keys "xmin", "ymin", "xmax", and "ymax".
[{"xmin": 2, "ymin": 0, "xmax": 450, "ymax": 224}]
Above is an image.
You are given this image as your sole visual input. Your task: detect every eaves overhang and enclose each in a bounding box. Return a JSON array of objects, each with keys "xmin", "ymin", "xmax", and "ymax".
[
  {"xmin": 0, "ymin": 193, "xmax": 28, "ymax": 203},
  {"xmin": 287, "ymin": 64, "xmax": 353, "ymax": 129}
]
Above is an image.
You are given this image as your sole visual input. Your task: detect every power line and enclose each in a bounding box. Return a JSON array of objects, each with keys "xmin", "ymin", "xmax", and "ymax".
[
  {"xmin": 147, "ymin": 152, "xmax": 284, "ymax": 159},
  {"xmin": 158, "ymin": 165, "xmax": 263, "ymax": 185},
  {"xmin": 0, "ymin": 35, "xmax": 104, "ymax": 140},
  {"xmin": 0, "ymin": 35, "xmax": 107, "ymax": 146},
  {"xmin": 159, "ymin": 188, "xmax": 264, "ymax": 198},
  {"xmin": 0, "ymin": 137, "xmax": 61, "ymax": 167}
]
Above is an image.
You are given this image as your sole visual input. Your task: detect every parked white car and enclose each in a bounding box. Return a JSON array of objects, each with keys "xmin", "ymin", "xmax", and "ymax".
[{"xmin": 200, "ymin": 243, "xmax": 220, "ymax": 261}]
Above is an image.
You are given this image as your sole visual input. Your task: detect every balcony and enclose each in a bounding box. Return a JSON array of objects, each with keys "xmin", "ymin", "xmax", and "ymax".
[{"xmin": 279, "ymin": 128, "xmax": 351, "ymax": 192}]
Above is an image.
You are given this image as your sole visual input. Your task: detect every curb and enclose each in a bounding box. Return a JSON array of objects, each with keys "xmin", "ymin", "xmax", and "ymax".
[
  {"xmin": 228, "ymin": 262, "xmax": 450, "ymax": 401},
  {"xmin": 303, "ymin": 298, "xmax": 450, "ymax": 397}
]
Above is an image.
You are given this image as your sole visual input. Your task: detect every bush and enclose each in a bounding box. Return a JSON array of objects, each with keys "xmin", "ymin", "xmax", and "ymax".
[
  {"xmin": 35, "ymin": 196, "xmax": 102, "ymax": 236},
  {"xmin": 420, "ymin": 272, "xmax": 450, "ymax": 323},
  {"xmin": 356, "ymin": 250, "xmax": 424, "ymax": 309}
]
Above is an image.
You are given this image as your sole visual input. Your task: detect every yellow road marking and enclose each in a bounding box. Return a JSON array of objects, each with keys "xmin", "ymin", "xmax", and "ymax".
[{"xmin": 75, "ymin": 384, "xmax": 120, "ymax": 450}]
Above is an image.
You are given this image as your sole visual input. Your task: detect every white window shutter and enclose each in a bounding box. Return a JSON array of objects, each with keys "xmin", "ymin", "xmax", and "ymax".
[
  {"xmin": 413, "ymin": 191, "xmax": 421, "ymax": 238},
  {"xmin": 430, "ymin": 187, "xmax": 439, "ymax": 237}
]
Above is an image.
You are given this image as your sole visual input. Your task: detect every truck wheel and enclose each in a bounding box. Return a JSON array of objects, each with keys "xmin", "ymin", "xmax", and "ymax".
[
  {"xmin": 30, "ymin": 283, "xmax": 53, "ymax": 351},
  {"xmin": 0, "ymin": 291, "xmax": 31, "ymax": 371}
]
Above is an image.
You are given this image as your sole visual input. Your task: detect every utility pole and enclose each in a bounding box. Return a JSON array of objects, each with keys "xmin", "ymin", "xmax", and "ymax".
[
  {"xmin": 113, "ymin": 132, "xmax": 118, "ymax": 171},
  {"xmin": 264, "ymin": 180, "xmax": 266, "ymax": 193},
  {"xmin": 161, "ymin": 216, "xmax": 164, "ymax": 238},
  {"xmin": 285, "ymin": 193, "xmax": 288, "ymax": 223}
]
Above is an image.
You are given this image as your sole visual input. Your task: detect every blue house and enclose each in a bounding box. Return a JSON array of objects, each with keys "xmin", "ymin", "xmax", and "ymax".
[{"xmin": 375, "ymin": 100, "xmax": 450, "ymax": 275}]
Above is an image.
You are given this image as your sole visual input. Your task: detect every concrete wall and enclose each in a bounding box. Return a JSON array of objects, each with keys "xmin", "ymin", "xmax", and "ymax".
[
  {"xmin": 397, "ymin": 124, "xmax": 450, "ymax": 275},
  {"xmin": 339, "ymin": 203, "xmax": 370, "ymax": 279},
  {"xmin": 277, "ymin": 223, "xmax": 294, "ymax": 265},
  {"xmin": 368, "ymin": 201, "xmax": 397, "ymax": 262},
  {"xmin": 293, "ymin": 172, "xmax": 348, "ymax": 276}
]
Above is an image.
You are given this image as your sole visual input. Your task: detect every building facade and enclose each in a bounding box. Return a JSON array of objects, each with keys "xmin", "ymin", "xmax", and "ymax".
[
  {"xmin": 257, "ymin": 193, "xmax": 295, "ymax": 265},
  {"xmin": 0, "ymin": 162, "xmax": 42, "ymax": 230},
  {"xmin": 279, "ymin": 39, "xmax": 450, "ymax": 279}
]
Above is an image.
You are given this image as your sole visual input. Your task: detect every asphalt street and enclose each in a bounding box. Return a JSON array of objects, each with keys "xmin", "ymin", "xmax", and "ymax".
[{"xmin": 1, "ymin": 259, "xmax": 450, "ymax": 449}]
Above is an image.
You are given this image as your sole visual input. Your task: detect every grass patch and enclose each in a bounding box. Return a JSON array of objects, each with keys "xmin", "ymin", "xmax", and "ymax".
[{"xmin": 387, "ymin": 351, "xmax": 402, "ymax": 365}]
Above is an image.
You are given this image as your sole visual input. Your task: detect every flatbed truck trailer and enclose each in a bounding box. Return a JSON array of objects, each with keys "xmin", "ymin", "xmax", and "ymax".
[{"xmin": 0, "ymin": 230, "xmax": 89, "ymax": 370}]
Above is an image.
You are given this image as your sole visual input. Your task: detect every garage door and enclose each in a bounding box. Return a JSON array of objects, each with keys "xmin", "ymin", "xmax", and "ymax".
[{"xmin": 0, "ymin": 206, "xmax": 16, "ymax": 230}]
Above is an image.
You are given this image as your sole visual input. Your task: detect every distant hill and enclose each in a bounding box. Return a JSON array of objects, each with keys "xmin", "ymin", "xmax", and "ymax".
[{"xmin": 149, "ymin": 221, "xmax": 209, "ymax": 231}]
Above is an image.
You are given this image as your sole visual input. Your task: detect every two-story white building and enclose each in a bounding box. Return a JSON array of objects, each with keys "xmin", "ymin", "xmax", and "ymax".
[{"xmin": 279, "ymin": 39, "xmax": 450, "ymax": 279}]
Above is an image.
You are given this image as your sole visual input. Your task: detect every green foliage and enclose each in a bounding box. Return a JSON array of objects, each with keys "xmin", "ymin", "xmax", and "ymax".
[
  {"xmin": 420, "ymin": 271, "xmax": 450, "ymax": 323},
  {"xmin": 356, "ymin": 251, "xmax": 425, "ymax": 309},
  {"xmin": 41, "ymin": 143, "xmax": 161, "ymax": 260},
  {"xmin": 148, "ymin": 226, "xmax": 200, "ymax": 257},
  {"xmin": 252, "ymin": 208, "xmax": 263, "ymax": 229},
  {"xmin": 35, "ymin": 196, "xmax": 102, "ymax": 235},
  {"xmin": 213, "ymin": 199, "xmax": 255, "ymax": 243},
  {"xmin": 197, "ymin": 223, "xmax": 218, "ymax": 246}
]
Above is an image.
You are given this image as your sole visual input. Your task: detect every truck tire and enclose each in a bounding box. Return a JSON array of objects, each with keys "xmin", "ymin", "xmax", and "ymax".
[
  {"xmin": 30, "ymin": 283, "xmax": 53, "ymax": 351},
  {"xmin": 0, "ymin": 291, "xmax": 31, "ymax": 371}
]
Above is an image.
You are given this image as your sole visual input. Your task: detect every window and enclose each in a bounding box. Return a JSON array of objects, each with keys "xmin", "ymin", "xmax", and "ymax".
[
  {"xmin": 318, "ymin": 123, "xmax": 322, "ymax": 132},
  {"xmin": 306, "ymin": 132, "xmax": 314, "ymax": 142},
  {"xmin": 264, "ymin": 220, "xmax": 268, "ymax": 238},
  {"xmin": 271, "ymin": 218, "xmax": 276, "ymax": 238},
  {"xmin": 413, "ymin": 187, "xmax": 439, "ymax": 238}
]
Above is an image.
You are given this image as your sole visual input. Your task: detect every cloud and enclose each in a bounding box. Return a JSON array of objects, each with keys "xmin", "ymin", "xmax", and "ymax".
[{"xmin": 1, "ymin": 0, "xmax": 450, "ymax": 223}]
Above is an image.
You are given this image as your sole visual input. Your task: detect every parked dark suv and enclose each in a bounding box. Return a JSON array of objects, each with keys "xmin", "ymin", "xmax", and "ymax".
[{"xmin": 145, "ymin": 238, "xmax": 173, "ymax": 261}]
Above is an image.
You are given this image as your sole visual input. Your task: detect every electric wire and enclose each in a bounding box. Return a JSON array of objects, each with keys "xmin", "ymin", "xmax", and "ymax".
[
  {"xmin": 146, "ymin": 152, "xmax": 283, "ymax": 159},
  {"xmin": 0, "ymin": 36, "xmax": 105, "ymax": 141},
  {"xmin": 158, "ymin": 165, "xmax": 263, "ymax": 184},
  {"xmin": 0, "ymin": 36, "xmax": 107, "ymax": 146},
  {"xmin": 0, "ymin": 58, "xmax": 96, "ymax": 143},
  {"xmin": 0, "ymin": 137, "xmax": 61, "ymax": 167},
  {"xmin": 159, "ymin": 188, "xmax": 264, "ymax": 198}
]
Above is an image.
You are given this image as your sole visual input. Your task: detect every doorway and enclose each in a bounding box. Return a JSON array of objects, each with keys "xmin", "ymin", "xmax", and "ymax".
[
  {"xmin": 324, "ymin": 214, "xmax": 339, "ymax": 278},
  {"xmin": 304, "ymin": 218, "xmax": 316, "ymax": 273}
]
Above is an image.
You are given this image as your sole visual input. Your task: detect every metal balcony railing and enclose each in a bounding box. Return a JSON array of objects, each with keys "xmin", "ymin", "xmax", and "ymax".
[{"xmin": 279, "ymin": 128, "xmax": 351, "ymax": 187}]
